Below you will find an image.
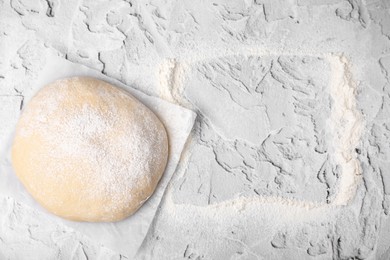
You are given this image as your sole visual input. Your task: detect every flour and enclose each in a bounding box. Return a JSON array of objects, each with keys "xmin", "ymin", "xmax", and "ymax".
[
  {"xmin": 2, "ymin": 0, "xmax": 390, "ymax": 258},
  {"xmin": 328, "ymin": 55, "xmax": 363, "ymax": 205}
]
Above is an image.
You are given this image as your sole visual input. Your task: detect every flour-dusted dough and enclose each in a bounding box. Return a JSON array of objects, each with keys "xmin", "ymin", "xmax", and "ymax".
[{"xmin": 11, "ymin": 77, "xmax": 169, "ymax": 222}]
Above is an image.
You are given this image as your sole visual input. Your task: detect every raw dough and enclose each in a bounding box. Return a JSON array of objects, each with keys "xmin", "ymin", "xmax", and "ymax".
[{"xmin": 11, "ymin": 77, "xmax": 169, "ymax": 222}]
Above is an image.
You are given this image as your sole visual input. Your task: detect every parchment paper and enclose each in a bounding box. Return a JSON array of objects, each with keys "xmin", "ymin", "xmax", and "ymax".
[{"xmin": 0, "ymin": 52, "xmax": 196, "ymax": 257}]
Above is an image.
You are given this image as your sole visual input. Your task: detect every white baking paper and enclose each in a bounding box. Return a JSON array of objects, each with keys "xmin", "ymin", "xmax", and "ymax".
[{"xmin": 0, "ymin": 51, "xmax": 196, "ymax": 257}]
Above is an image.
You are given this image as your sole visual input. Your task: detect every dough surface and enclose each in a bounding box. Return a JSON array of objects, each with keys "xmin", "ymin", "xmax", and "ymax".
[{"xmin": 11, "ymin": 77, "xmax": 169, "ymax": 222}]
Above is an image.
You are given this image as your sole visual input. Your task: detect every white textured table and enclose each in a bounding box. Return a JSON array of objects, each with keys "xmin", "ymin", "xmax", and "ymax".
[{"xmin": 1, "ymin": 0, "xmax": 390, "ymax": 259}]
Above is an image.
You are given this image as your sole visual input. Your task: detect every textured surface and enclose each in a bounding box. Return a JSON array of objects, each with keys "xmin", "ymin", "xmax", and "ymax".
[{"xmin": 1, "ymin": 0, "xmax": 390, "ymax": 259}]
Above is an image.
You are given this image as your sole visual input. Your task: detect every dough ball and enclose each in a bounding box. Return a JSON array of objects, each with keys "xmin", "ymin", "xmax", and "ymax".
[{"xmin": 11, "ymin": 77, "xmax": 169, "ymax": 222}]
